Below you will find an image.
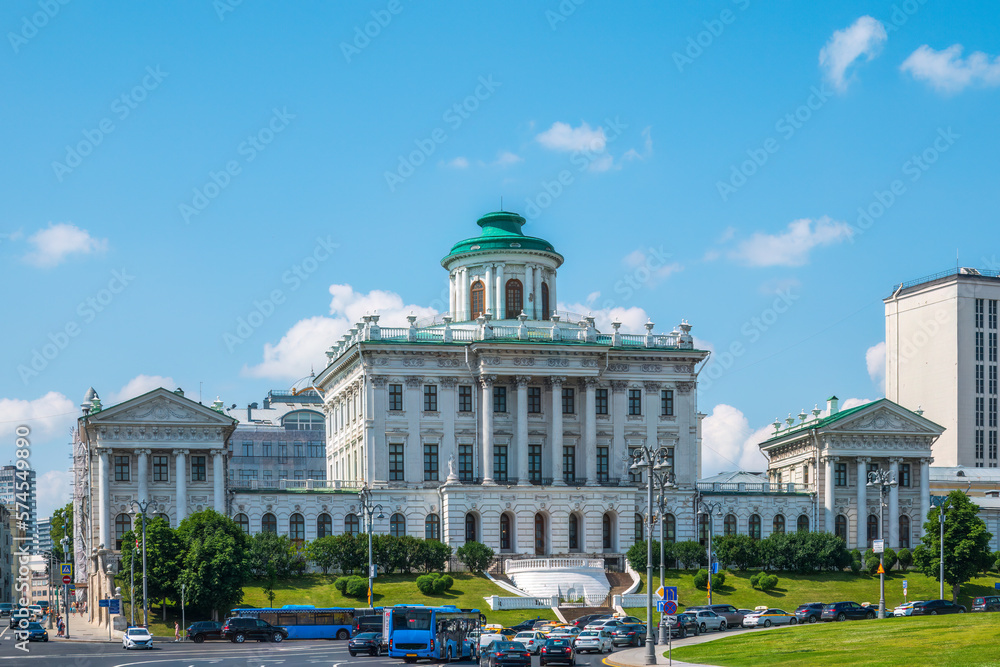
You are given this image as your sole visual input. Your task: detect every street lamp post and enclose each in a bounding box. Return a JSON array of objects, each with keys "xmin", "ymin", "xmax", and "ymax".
[
  {"xmin": 358, "ymin": 486, "xmax": 384, "ymax": 609},
  {"xmin": 61, "ymin": 535, "xmax": 70, "ymax": 639},
  {"xmin": 930, "ymin": 496, "xmax": 950, "ymax": 600},
  {"xmin": 697, "ymin": 501, "xmax": 723, "ymax": 606},
  {"xmin": 129, "ymin": 499, "xmax": 152, "ymax": 628},
  {"xmin": 867, "ymin": 469, "xmax": 898, "ymax": 620},
  {"xmin": 652, "ymin": 471, "xmax": 676, "ymax": 646}
]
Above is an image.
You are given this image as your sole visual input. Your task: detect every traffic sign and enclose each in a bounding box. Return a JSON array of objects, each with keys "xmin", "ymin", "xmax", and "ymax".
[
  {"xmin": 655, "ymin": 586, "xmax": 664, "ymax": 599},
  {"xmin": 711, "ymin": 562, "xmax": 719, "ymax": 574},
  {"xmin": 995, "ymin": 583, "xmax": 999, "ymax": 590},
  {"xmin": 876, "ymin": 563, "xmax": 885, "ymax": 575},
  {"xmin": 108, "ymin": 599, "xmax": 121, "ymax": 614},
  {"xmin": 69, "ymin": 584, "xmax": 76, "ymax": 591},
  {"xmin": 657, "ymin": 600, "xmax": 677, "ymax": 614},
  {"xmin": 665, "ymin": 586, "xmax": 678, "ymax": 601},
  {"xmin": 61, "ymin": 564, "xmax": 72, "ymax": 575},
  {"xmin": 62, "ymin": 575, "xmax": 71, "ymax": 584},
  {"xmin": 98, "ymin": 599, "xmax": 109, "ymax": 608},
  {"xmin": 873, "ymin": 539, "xmax": 884, "ymax": 554},
  {"xmin": 902, "ymin": 580, "xmax": 908, "ymax": 590}
]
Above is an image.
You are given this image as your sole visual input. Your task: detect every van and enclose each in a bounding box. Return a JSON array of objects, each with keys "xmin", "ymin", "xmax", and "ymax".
[
  {"xmin": 972, "ymin": 596, "xmax": 1000, "ymax": 612},
  {"xmin": 353, "ymin": 614, "xmax": 382, "ymax": 636}
]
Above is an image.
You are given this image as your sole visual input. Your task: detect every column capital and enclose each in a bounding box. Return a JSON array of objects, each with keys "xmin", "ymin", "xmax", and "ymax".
[
  {"xmin": 370, "ymin": 376, "xmax": 388, "ymax": 388},
  {"xmin": 887, "ymin": 457, "xmax": 903, "ymax": 464},
  {"xmin": 210, "ymin": 449, "xmax": 225, "ymax": 457},
  {"xmin": 479, "ymin": 374, "xmax": 497, "ymax": 388},
  {"xmin": 496, "ymin": 262, "xmax": 506, "ymax": 269},
  {"xmin": 583, "ymin": 377, "xmax": 600, "ymax": 388},
  {"xmin": 920, "ymin": 456, "xmax": 933, "ymax": 465},
  {"xmin": 172, "ymin": 449, "xmax": 189, "ymax": 457},
  {"xmin": 643, "ymin": 381, "xmax": 661, "ymax": 392},
  {"xmin": 856, "ymin": 456, "xmax": 871, "ymax": 463},
  {"xmin": 547, "ymin": 375, "xmax": 567, "ymax": 387},
  {"xmin": 440, "ymin": 376, "xmax": 458, "ymax": 388},
  {"xmin": 820, "ymin": 455, "xmax": 839, "ymax": 463},
  {"xmin": 610, "ymin": 380, "xmax": 628, "ymax": 393},
  {"xmin": 404, "ymin": 376, "xmax": 422, "ymax": 388},
  {"xmin": 514, "ymin": 375, "xmax": 532, "ymax": 387},
  {"xmin": 136, "ymin": 448, "xmax": 151, "ymax": 456}
]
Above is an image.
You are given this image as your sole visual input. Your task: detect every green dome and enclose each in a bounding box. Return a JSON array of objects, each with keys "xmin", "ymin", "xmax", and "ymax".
[{"xmin": 441, "ymin": 211, "xmax": 563, "ymax": 266}]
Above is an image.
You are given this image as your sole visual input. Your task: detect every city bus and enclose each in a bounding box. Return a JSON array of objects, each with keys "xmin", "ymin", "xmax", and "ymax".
[
  {"xmin": 231, "ymin": 605, "xmax": 381, "ymax": 640},
  {"xmin": 385, "ymin": 604, "xmax": 484, "ymax": 663}
]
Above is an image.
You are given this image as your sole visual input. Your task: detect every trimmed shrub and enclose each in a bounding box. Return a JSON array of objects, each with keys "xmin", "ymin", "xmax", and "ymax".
[
  {"xmin": 674, "ymin": 541, "xmax": 707, "ymax": 569},
  {"xmin": 749, "ymin": 572, "xmax": 778, "ymax": 591},
  {"xmin": 693, "ymin": 569, "xmax": 708, "ymax": 589},
  {"xmin": 438, "ymin": 574, "xmax": 454, "ymax": 591},
  {"xmin": 849, "ymin": 559, "xmax": 862, "ymax": 574},
  {"xmin": 345, "ymin": 576, "xmax": 368, "ymax": 599},
  {"xmin": 456, "ymin": 541, "xmax": 495, "ymax": 573},
  {"xmin": 883, "ymin": 548, "xmax": 898, "ymax": 572},
  {"xmin": 416, "ymin": 574, "xmax": 437, "ymax": 595},
  {"xmin": 713, "ymin": 571, "xmax": 726, "ymax": 588},
  {"xmin": 896, "ymin": 548, "xmax": 912, "ymax": 572},
  {"xmin": 334, "ymin": 577, "xmax": 348, "ymax": 593}
]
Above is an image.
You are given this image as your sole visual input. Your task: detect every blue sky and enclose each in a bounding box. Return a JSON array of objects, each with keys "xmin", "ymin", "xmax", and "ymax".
[{"xmin": 3, "ymin": 0, "xmax": 999, "ymax": 519}]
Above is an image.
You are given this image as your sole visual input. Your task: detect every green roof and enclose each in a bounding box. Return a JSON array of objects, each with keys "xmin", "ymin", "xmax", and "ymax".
[
  {"xmin": 441, "ymin": 211, "xmax": 563, "ymax": 265},
  {"xmin": 758, "ymin": 400, "xmax": 881, "ymax": 446}
]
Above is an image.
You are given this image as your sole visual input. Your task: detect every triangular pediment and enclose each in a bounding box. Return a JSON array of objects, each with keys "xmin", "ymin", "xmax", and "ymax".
[
  {"xmin": 827, "ymin": 400, "xmax": 943, "ymax": 435},
  {"xmin": 85, "ymin": 388, "xmax": 235, "ymax": 427}
]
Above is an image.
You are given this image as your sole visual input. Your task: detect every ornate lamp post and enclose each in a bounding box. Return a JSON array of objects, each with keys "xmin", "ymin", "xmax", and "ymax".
[
  {"xmin": 358, "ymin": 486, "xmax": 384, "ymax": 608},
  {"xmin": 129, "ymin": 499, "xmax": 151, "ymax": 628},
  {"xmin": 61, "ymin": 534, "xmax": 70, "ymax": 638},
  {"xmin": 929, "ymin": 496, "xmax": 950, "ymax": 600},
  {"xmin": 866, "ymin": 469, "xmax": 897, "ymax": 619},
  {"xmin": 697, "ymin": 500, "xmax": 723, "ymax": 605},
  {"xmin": 652, "ymin": 470, "xmax": 676, "ymax": 646}
]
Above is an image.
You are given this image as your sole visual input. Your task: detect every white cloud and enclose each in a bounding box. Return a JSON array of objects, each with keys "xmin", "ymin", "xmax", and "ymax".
[
  {"xmin": 493, "ymin": 151, "xmax": 522, "ymax": 167},
  {"xmin": 819, "ymin": 16, "xmax": 887, "ymax": 92},
  {"xmin": 866, "ymin": 342, "xmax": 886, "ymax": 393},
  {"xmin": 106, "ymin": 375, "xmax": 177, "ymax": 406},
  {"xmin": 701, "ymin": 404, "xmax": 770, "ymax": 476},
  {"xmin": 556, "ymin": 299, "xmax": 651, "ymax": 334},
  {"xmin": 901, "ymin": 44, "xmax": 1000, "ymax": 94},
  {"xmin": 840, "ymin": 397, "xmax": 874, "ymax": 411},
  {"xmin": 729, "ymin": 217, "xmax": 854, "ymax": 267},
  {"xmin": 0, "ymin": 392, "xmax": 77, "ymax": 443},
  {"xmin": 36, "ymin": 469, "xmax": 72, "ymax": 523},
  {"xmin": 622, "ymin": 247, "xmax": 682, "ymax": 285},
  {"xmin": 23, "ymin": 223, "xmax": 108, "ymax": 268},
  {"xmin": 536, "ymin": 121, "xmax": 607, "ymax": 152},
  {"xmin": 446, "ymin": 157, "xmax": 469, "ymax": 169}
]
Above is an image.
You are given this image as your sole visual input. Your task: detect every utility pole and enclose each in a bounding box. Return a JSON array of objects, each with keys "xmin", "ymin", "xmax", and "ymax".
[{"xmin": 358, "ymin": 486, "xmax": 384, "ymax": 609}]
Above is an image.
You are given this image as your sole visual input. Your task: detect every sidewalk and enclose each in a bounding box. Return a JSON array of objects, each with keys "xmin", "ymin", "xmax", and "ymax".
[
  {"xmin": 50, "ymin": 614, "xmax": 124, "ymax": 643},
  {"xmin": 604, "ymin": 626, "xmax": 783, "ymax": 667}
]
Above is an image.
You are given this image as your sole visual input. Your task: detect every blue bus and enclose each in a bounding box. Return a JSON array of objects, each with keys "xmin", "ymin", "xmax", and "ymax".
[
  {"xmin": 386, "ymin": 605, "xmax": 484, "ymax": 663},
  {"xmin": 231, "ymin": 605, "xmax": 380, "ymax": 640}
]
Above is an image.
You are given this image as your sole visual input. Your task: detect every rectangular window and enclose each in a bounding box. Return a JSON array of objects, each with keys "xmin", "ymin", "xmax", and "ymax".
[
  {"xmin": 835, "ymin": 462, "xmax": 847, "ymax": 487},
  {"xmin": 978, "ymin": 364, "xmax": 986, "ymax": 393},
  {"xmin": 529, "ymin": 444, "xmax": 542, "ymax": 483},
  {"xmin": 991, "ymin": 333, "xmax": 998, "ymax": 363},
  {"xmin": 153, "ymin": 455, "xmax": 169, "ymax": 482},
  {"xmin": 294, "ymin": 470, "xmax": 305, "ymax": 480},
  {"xmin": 989, "ymin": 443, "xmax": 998, "ymax": 461},
  {"xmin": 389, "ymin": 444, "xmax": 405, "ymax": 481},
  {"xmin": 308, "ymin": 441, "xmax": 324, "ymax": 458},
  {"xmin": 977, "ymin": 332, "xmax": 985, "ymax": 362},
  {"xmin": 661, "ymin": 389, "xmax": 674, "ymax": 417},
  {"xmin": 595, "ymin": 388, "xmax": 608, "ymax": 415},
  {"xmin": 241, "ymin": 442, "xmax": 253, "ymax": 457},
  {"xmin": 867, "ymin": 462, "xmax": 879, "ymax": 478},
  {"xmin": 563, "ymin": 445, "xmax": 576, "ymax": 483},
  {"xmin": 294, "ymin": 441, "xmax": 304, "ymax": 458},
  {"xmin": 389, "ymin": 384, "xmax": 403, "ymax": 411},
  {"xmin": 423, "ymin": 385, "xmax": 438, "ymax": 412},
  {"xmin": 976, "ymin": 441, "xmax": 985, "ymax": 459},
  {"xmin": 628, "ymin": 389, "xmax": 642, "ymax": 415},
  {"xmin": 458, "ymin": 385, "xmax": 473, "ymax": 412},
  {"xmin": 278, "ymin": 443, "xmax": 288, "ymax": 460},
  {"xmin": 239, "ymin": 469, "xmax": 257, "ymax": 481},
  {"xmin": 990, "ymin": 300, "xmax": 998, "ymax": 329},
  {"xmin": 423, "ymin": 444, "xmax": 438, "ymax": 481},
  {"xmin": 562, "ymin": 387, "xmax": 575, "ymax": 414},
  {"xmin": 802, "ymin": 464, "xmax": 810, "ymax": 485},
  {"xmin": 977, "ymin": 397, "xmax": 985, "ymax": 427},
  {"xmin": 493, "ymin": 445, "xmax": 508, "ymax": 482},
  {"xmin": 493, "ymin": 386, "xmax": 507, "ymax": 413},
  {"xmin": 261, "ymin": 442, "xmax": 272, "ymax": 457},
  {"xmin": 899, "ymin": 463, "xmax": 911, "ymax": 487},
  {"xmin": 279, "ymin": 469, "xmax": 288, "ymax": 480},
  {"xmin": 665, "ymin": 447, "xmax": 675, "ymax": 470},
  {"xmin": 976, "ymin": 298, "xmax": 984, "ymax": 328},
  {"xmin": 263, "ymin": 470, "xmax": 272, "ymax": 482},
  {"xmin": 114, "ymin": 455, "xmax": 130, "ymax": 482},
  {"xmin": 992, "ymin": 366, "xmax": 999, "ymax": 395},
  {"xmin": 458, "ymin": 444, "xmax": 473, "ymax": 482},
  {"xmin": 528, "ymin": 387, "xmax": 542, "ymax": 414},
  {"xmin": 597, "ymin": 446, "xmax": 609, "ymax": 482},
  {"xmin": 991, "ymin": 398, "xmax": 998, "ymax": 428},
  {"xmin": 191, "ymin": 456, "xmax": 206, "ymax": 482}
]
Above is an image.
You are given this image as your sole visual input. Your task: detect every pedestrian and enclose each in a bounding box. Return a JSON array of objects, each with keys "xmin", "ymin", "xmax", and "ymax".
[
  {"xmin": 58, "ymin": 617, "xmax": 65, "ymax": 637},
  {"xmin": 174, "ymin": 621, "xmax": 180, "ymax": 642}
]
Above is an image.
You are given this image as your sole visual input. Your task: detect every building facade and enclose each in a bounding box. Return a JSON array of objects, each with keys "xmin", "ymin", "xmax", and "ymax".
[{"xmin": 0, "ymin": 465, "xmax": 37, "ymax": 553}]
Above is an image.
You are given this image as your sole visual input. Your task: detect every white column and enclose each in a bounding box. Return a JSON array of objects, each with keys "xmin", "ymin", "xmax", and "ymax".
[
  {"xmin": 585, "ymin": 378, "xmax": 597, "ymax": 486},
  {"xmin": 449, "ymin": 272, "xmax": 457, "ymax": 320},
  {"xmin": 856, "ymin": 457, "xmax": 869, "ymax": 549},
  {"xmin": 612, "ymin": 382, "xmax": 627, "ymax": 485},
  {"xmin": 823, "ymin": 456, "xmax": 835, "ymax": 534},
  {"xmin": 888, "ymin": 458, "xmax": 900, "ymax": 549},
  {"xmin": 919, "ymin": 457, "xmax": 931, "ymax": 538},
  {"xmin": 645, "ymin": 381, "xmax": 659, "ymax": 467},
  {"xmin": 136, "ymin": 449, "xmax": 149, "ymax": 506},
  {"xmin": 213, "ymin": 449, "xmax": 225, "ymax": 513},
  {"xmin": 175, "ymin": 449, "xmax": 188, "ymax": 523},
  {"xmin": 98, "ymin": 449, "xmax": 111, "ymax": 549},
  {"xmin": 484, "ymin": 264, "xmax": 494, "ymax": 316},
  {"xmin": 481, "ymin": 376, "xmax": 495, "ymax": 484},
  {"xmin": 516, "ymin": 376, "xmax": 530, "ymax": 485},
  {"xmin": 532, "ymin": 265, "xmax": 541, "ymax": 319},
  {"xmin": 550, "ymin": 269, "xmax": 557, "ymax": 319},
  {"xmin": 458, "ymin": 268, "xmax": 467, "ymax": 321},
  {"xmin": 496, "ymin": 263, "xmax": 505, "ymax": 319},
  {"xmin": 550, "ymin": 376, "xmax": 565, "ymax": 485}
]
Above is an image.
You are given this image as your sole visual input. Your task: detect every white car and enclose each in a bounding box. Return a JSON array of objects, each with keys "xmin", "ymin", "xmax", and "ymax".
[
  {"xmin": 584, "ymin": 618, "xmax": 622, "ymax": 632},
  {"xmin": 513, "ymin": 631, "xmax": 547, "ymax": 654},
  {"xmin": 477, "ymin": 632, "xmax": 505, "ymax": 649},
  {"xmin": 573, "ymin": 629, "xmax": 612, "ymax": 653},
  {"xmin": 548, "ymin": 626, "xmax": 581, "ymax": 639},
  {"xmin": 692, "ymin": 610, "xmax": 727, "ymax": 632},
  {"xmin": 122, "ymin": 626, "xmax": 154, "ymax": 649},
  {"xmin": 893, "ymin": 602, "xmax": 922, "ymax": 617},
  {"xmin": 741, "ymin": 608, "xmax": 795, "ymax": 628},
  {"xmin": 27, "ymin": 605, "xmax": 43, "ymax": 620}
]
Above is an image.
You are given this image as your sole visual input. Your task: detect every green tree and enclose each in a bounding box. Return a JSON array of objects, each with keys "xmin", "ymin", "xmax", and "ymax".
[
  {"xmin": 50, "ymin": 502, "xmax": 73, "ymax": 562},
  {"xmin": 176, "ymin": 510, "xmax": 251, "ymax": 620},
  {"xmin": 262, "ymin": 564, "xmax": 277, "ymax": 607},
  {"xmin": 120, "ymin": 516, "xmax": 183, "ymax": 619},
  {"xmin": 456, "ymin": 541, "xmax": 494, "ymax": 573},
  {"xmin": 673, "ymin": 541, "xmax": 706, "ymax": 569},
  {"xmin": 248, "ymin": 532, "xmax": 301, "ymax": 578},
  {"xmin": 713, "ymin": 535, "xmax": 760, "ymax": 571},
  {"xmin": 897, "ymin": 548, "xmax": 912, "ymax": 572},
  {"xmin": 913, "ymin": 491, "xmax": 995, "ymax": 601},
  {"xmin": 308, "ymin": 536, "xmax": 340, "ymax": 574}
]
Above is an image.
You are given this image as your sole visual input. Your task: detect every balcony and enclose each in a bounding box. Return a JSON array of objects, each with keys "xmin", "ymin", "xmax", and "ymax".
[{"xmin": 696, "ymin": 481, "xmax": 811, "ymax": 494}]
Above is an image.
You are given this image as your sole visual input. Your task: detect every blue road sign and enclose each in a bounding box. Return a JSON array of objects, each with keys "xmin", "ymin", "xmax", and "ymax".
[
  {"xmin": 108, "ymin": 599, "xmax": 121, "ymax": 614},
  {"xmin": 657, "ymin": 600, "xmax": 678, "ymax": 614},
  {"xmin": 98, "ymin": 599, "xmax": 109, "ymax": 608},
  {"xmin": 995, "ymin": 582, "xmax": 999, "ymax": 590},
  {"xmin": 665, "ymin": 586, "xmax": 678, "ymax": 601},
  {"xmin": 711, "ymin": 563, "xmax": 719, "ymax": 574}
]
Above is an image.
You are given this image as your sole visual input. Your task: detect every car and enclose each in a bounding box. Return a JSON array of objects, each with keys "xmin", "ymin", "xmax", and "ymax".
[
  {"xmin": 573, "ymin": 629, "xmax": 612, "ymax": 653},
  {"xmin": 699, "ymin": 604, "xmax": 745, "ymax": 628},
  {"xmin": 221, "ymin": 616, "xmax": 289, "ymax": 643},
  {"xmin": 584, "ymin": 618, "xmax": 622, "ymax": 632},
  {"xmin": 615, "ymin": 615, "xmax": 644, "ymax": 624},
  {"xmin": 122, "ymin": 626, "xmax": 153, "ymax": 649},
  {"xmin": 0, "ymin": 603, "xmax": 12, "ymax": 618},
  {"xmin": 742, "ymin": 609, "xmax": 795, "ymax": 628},
  {"xmin": 510, "ymin": 617, "xmax": 545, "ymax": 633},
  {"xmin": 910, "ymin": 599, "xmax": 967, "ymax": 616},
  {"xmin": 349, "ymin": 632, "xmax": 384, "ymax": 656},
  {"xmin": 666, "ymin": 614, "xmax": 699, "ymax": 639},
  {"xmin": 27, "ymin": 605, "xmax": 43, "ymax": 620},
  {"xmin": 478, "ymin": 631, "xmax": 507, "ymax": 649},
  {"xmin": 793, "ymin": 603, "xmax": 825, "ymax": 624},
  {"xmin": 24, "ymin": 621, "xmax": 49, "ymax": 642},
  {"xmin": 569, "ymin": 614, "xmax": 608, "ymax": 629},
  {"xmin": 186, "ymin": 621, "xmax": 224, "ymax": 642},
  {"xmin": 892, "ymin": 602, "xmax": 923, "ymax": 617},
  {"xmin": 353, "ymin": 614, "xmax": 383, "ymax": 636},
  {"xmin": 539, "ymin": 637, "xmax": 575, "ymax": 666},
  {"xmin": 548, "ymin": 626, "xmax": 581, "ymax": 639},
  {"xmin": 481, "ymin": 640, "xmax": 532, "ymax": 667},
  {"xmin": 972, "ymin": 596, "xmax": 1000, "ymax": 612},
  {"xmin": 512, "ymin": 631, "xmax": 547, "ymax": 654},
  {"xmin": 820, "ymin": 601, "xmax": 875, "ymax": 622},
  {"xmin": 537, "ymin": 622, "xmax": 567, "ymax": 634},
  {"xmin": 611, "ymin": 623, "xmax": 647, "ymax": 647},
  {"xmin": 38, "ymin": 601, "xmax": 49, "ymax": 611},
  {"xmin": 691, "ymin": 610, "xmax": 727, "ymax": 632}
]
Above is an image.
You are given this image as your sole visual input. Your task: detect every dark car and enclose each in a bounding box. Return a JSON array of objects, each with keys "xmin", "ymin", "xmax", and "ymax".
[
  {"xmin": 820, "ymin": 601, "xmax": 875, "ymax": 622},
  {"xmin": 701, "ymin": 604, "xmax": 744, "ymax": 628},
  {"xmin": 910, "ymin": 599, "xmax": 967, "ymax": 616},
  {"xmin": 794, "ymin": 603, "xmax": 825, "ymax": 624},
  {"xmin": 611, "ymin": 623, "xmax": 646, "ymax": 647},
  {"xmin": 481, "ymin": 641, "xmax": 532, "ymax": 667},
  {"xmin": 221, "ymin": 616, "xmax": 289, "ymax": 643},
  {"xmin": 24, "ymin": 621, "xmax": 49, "ymax": 642},
  {"xmin": 509, "ymin": 617, "xmax": 545, "ymax": 633},
  {"xmin": 972, "ymin": 596, "xmax": 1000, "ymax": 612},
  {"xmin": 667, "ymin": 614, "xmax": 700, "ymax": 639},
  {"xmin": 353, "ymin": 614, "xmax": 382, "ymax": 636},
  {"xmin": 570, "ymin": 614, "xmax": 609, "ymax": 629},
  {"xmin": 187, "ymin": 621, "xmax": 224, "ymax": 643},
  {"xmin": 0, "ymin": 603, "xmax": 12, "ymax": 618},
  {"xmin": 539, "ymin": 638, "xmax": 575, "ymax": 666},
  {"xmin": 349, "ymin": 632, "xmax": 384, "ymax": 656}
]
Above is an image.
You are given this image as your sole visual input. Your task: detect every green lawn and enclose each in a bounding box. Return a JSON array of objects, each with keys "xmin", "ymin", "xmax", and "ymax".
[{"xmin": 670, "ymin": 614, "xmax": 1000, "ymax": 667}]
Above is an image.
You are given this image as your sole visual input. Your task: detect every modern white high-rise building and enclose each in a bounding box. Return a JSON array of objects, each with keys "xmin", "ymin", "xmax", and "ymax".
[
  {"xmin": 0, "ymin": 465, "xmax": 37, "ymax": 553},
  {"xmin": 885, "ymin": 268, "xmax": 1000, "ymax": 468}
]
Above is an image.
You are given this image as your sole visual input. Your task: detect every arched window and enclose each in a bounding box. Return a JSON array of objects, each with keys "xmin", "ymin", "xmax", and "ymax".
[
  {"xmin": 500, "ymin": 514, "xmax": 512, "ymax": 551},
  {"xmin": 470, "ymin": 280, "xmax": 485, "ymax": 320},
  {"xmin": 234, "ymin": 513, "xmax": 249, "ymax": 534},
  {"xmin": 634, "ymin": 513, "xmax": 645, "ymax": 542},
  {"xmin": 835, "ymin": 515, "xmax": 848, "ymax": 541},
  {"xmin": 867, "ymin": 514, "xmax": 879, "ymax": 546},
  {"xmin": 748, "ymin": 514, "xmax": 762, "ymax": 540},
  {"xmin": 698, "ymin": 513, "xmax": 709, "ymax": 546},
  {"xmin": 289, "ymin": 513, "xmax": 305, "ymax": 545},
  {"xmin": 534, "ymin": 514, "xmax": 546, "ymax": 555},
  {"xmin": 899, "ymin": 515, "xmax": 911, "ymax": 549},
  {"xmin": 390, "ymin": 513, "xmax": 406, "ymax": 538},
  {"xmin": 541, "ymin": 283, "xmax": 550, "ymax": 320},
  {"xmin": 345, "ymin": 513, "xmax": 360, "ymax": 535},
  {"xmin": 465, "ymin": 513, "xmax": 477, "ymax": 543},
  {"xmin": 317, "ymin": 513, "xmax": 332, "ymax": 538},
  {"xmin": 797, "ymin": 515, "xmax": 809, "ymax": 533},
  {"xmin": 505, "ymin": 279, "xmax": 523, "ymax": 319},
  {"xmin": 115, "ymin": 513, "xmax": 131, "ymax": 551},
  {"xmin": 724, "ymin": 514, "xmax": 737, "ymax": 536},
  {"xmin": 773, "ymin": 514, "xmax": 786, "ymax": 535},
  {"xmin": 262, "ymin": 513, "xmax": 277, "ymax": 534},
  {"xmin": 568, "ymin": 514, "xmax": 579, "ymax": 551},
  {"xmin": 663, "ymin": 513, "xmax": 676, "ymax": 543},
  {"xmin": 282, "ymin": 410, "xmax": 325, "ymax": 431},
  {"xmin": 602, "ymin": 513, "xmax": 613, "ymax": 550},
  {"xmin": 425, "ymin": 513, "xmax": 440, "ymax": 541}
]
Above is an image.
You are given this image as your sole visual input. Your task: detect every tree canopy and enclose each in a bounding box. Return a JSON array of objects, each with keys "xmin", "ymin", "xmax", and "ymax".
[
  {"xmin": 176, "ymin": 510, "xmax": 252, "ymax": 619},
  {"xmin": 913, "ymin": 490, "xmax": 994, "ymax": 601}
]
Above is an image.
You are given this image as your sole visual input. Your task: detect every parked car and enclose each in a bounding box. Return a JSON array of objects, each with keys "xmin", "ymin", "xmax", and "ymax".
[
  {"xmin": 482, "ymin": 641, "xmax": 532, "ymax": 667},
  {"xmin": 611, "ymin": 623, "xmax": 647, "ymax": 646},
  {"xmin": 910, "ymin": 599, "xmax": 967, "ymax": 616},
  {"xmin": 972, "ymin": 596, "xmax": 1000, "ymax": 612},
  {"xmin": 513, "ymin": 631, "xmax": 547, "ymax": 654},
  {"xmin": 691, "ymin": 610, "xmax": 727, "ymax": 632},
  {"xmin": 122, "ymin": 626, "xmax": 153, "ymax": 649},
  {"xmin": 573, "ymin": 629, "xmax": 612, "ymax": 653},
  {"xmin": 821, "ymin": 601, "xmax": 875, "ymax": 622},
  {"xmin": 569, "ymin": 614, "xmax": 608, "ymax": 629},
  {"xmin": 221, "ymin": 616, "xmax": 289, "ymax": 643},
  {"xmin": 509, "ymin": 617, "xmax": 545, "ymax": 633},
  {"xmin": 793, "ymin": 603, "xmax": 825, "ymax": 624},
  {"xmin": 742, "ymin": 609, "xmax": 795, "ymax": 628},
  {"xmin": 24, "ymin": 621, "xmax": 49, "ymax": 642},
  {"xmin": 892, "ymin": 602, "xmax": 923, "ymax": 617},
  {"xmin": 186, "ymin": 621, "xmax": 224, "ymax": 642},
  {"xmin": 700, "ymin": 604, "xmax": 745, "ymax": 628},
  {"xmin": 616, "ymin": 615, "xmax": 644, "ymax": 624},
  {"xmin": 666, "ymin": 614, "xmax": 700, "ymax": 638},
  {"xmin": 349, "ymin": 632, "xmax": 384, "ymax": 656},
  {"xmin": 0, "ymin": 603, "xmax": 12, "ymax": 618},
  {"xmin": 539, "ymin": 637, "xmax": 575, "ymax": 666}
]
